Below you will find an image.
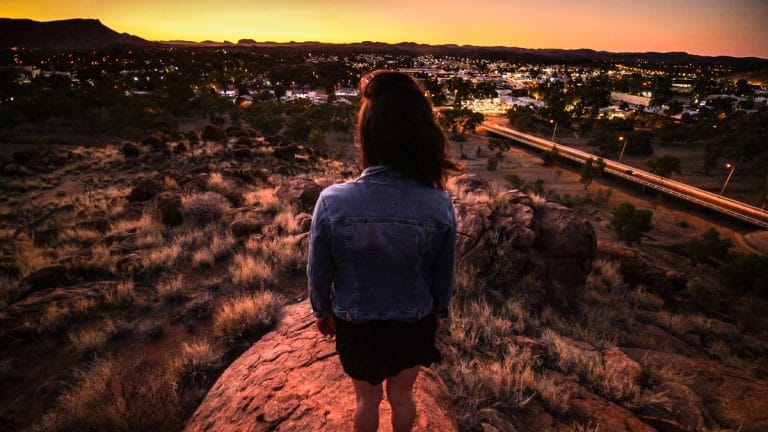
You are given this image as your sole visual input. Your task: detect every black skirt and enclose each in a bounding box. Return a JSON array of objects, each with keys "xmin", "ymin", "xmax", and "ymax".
[{"xmin": 334, "ymin": 313, "xmax": 443, "ymax": 385}]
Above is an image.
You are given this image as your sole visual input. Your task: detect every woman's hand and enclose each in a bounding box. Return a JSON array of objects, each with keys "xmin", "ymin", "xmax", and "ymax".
[{"xmin": 315, "ymin": 315, "xmax": 336, "ymax": 337}]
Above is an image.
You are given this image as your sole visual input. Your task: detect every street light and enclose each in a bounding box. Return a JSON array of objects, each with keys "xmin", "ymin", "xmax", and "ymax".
[
  {"xmin": 618, "ymin": 135, "xmax": 629, "ymax": 163},
  {"xmin": 719, "ymin": 163, "xmax": 736, "ymax": 195},
  {"xmin": 550, "ymin": 119, "xmax": 558, "ymax": 142}
]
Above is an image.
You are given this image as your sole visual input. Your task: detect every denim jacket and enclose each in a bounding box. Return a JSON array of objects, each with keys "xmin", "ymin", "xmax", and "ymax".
[{"xmin": 307, "ymin": 165, "xmax": 457, "ymax": 322}]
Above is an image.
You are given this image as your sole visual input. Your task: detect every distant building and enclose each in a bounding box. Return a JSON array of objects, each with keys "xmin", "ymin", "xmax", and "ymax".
[{"xmin": 610, "ymin": 92, "xmax": 651, "ymax": 108}]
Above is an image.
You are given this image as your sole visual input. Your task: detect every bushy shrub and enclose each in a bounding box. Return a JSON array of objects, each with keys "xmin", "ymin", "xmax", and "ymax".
[
  {"xmin": 610, "ymin": 202, "xmax": 652, "ymax": 244},
  {"xmin": 182, "ymin": 192, "xmax": 231, "ymax": 227},
  {"xmin": 212, "ymin": 291, "xmax": 282, "ymax": 340},
  {"xmin": 718, "ymin": 254, "xmax": 768, "ymax": 299}
]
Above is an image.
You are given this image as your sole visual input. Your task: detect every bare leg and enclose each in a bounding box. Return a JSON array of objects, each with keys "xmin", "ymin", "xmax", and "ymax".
[
  {"xmin": 352, "ymin": 378, "xmax": 383, "ymax": 432},
  {"xmin": 385, "ymin": 366, "xmax": 420, "ymax": 432}
]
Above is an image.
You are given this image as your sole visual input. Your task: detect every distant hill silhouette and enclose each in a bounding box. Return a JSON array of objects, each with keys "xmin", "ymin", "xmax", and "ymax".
[
  {"xmin": 2, "ymin": 17, "xmax": 766, "ymax": 70},
  {"xmin": 178, "ymin": 40, "xmax": 768, "ymax": 70},
  {"xmin": 0, "ymin": 18, "xmax": 151, "ymax": 49}
]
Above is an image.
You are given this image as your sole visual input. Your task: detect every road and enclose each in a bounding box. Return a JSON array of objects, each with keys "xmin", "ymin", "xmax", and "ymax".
[{"xmin": 483, "ymin": 122, "xmax": 768, "ymax": 230}]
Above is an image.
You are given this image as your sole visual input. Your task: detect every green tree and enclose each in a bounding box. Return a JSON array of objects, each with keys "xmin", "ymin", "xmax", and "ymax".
[
  {"xmin": 579, "ymin": 157, "xmax": 606, "ymax": 189},
  {"xmin": 646, "ymin": 155, "xmax": 682, "ymax": 178},
  {"xmin": 682, "ymin": 228, "xmax": 733, "ymax": 263},
  {"xmin": 718, "ymin": 254, "xmax": 768, "ymax": 299},
  {"xmin": 610, "ymin": 202, "xmax": 653, "ymax": 244}
]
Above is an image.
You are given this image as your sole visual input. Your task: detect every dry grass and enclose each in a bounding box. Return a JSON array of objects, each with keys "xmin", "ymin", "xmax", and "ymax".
[
  {"xmin": 248, "ymin": 235, "xmax": 305, "ymax": 276},
  {"xmin": 16, "ymin": 243, "xmax": 54, "ymax": 277},
  {"xmin": 33, "ymin": 298, "xmax": 99, "ymax": 333},
  {"xmin": 55, "ymin": 357, "xmax": 182, "ymax": 432},
  {"xmin": 173, "ymin": 339, "xmax": 222, "ymax": 390},
  {"xmin": 274, "ymin": 206, "xmax": 301, "ymax": 234},
  {"xmin": 228, "ymin": 253, "xmax": 274, "ymax": 289},
  {"xmin": 587, "ymin": 259, "xmax": 625, "ymax": 292},
  {"xmin": 244, "ymin": 187, "xmax": 281, "ymax": 213},
  {"xmin": 212, "ymin": 291, "xmax": 282, "ymax": 340},
  {"xmin": 653, "ymin": 311, "xmax": 692, "ymax": 337},
  {"xmin": 67, "ymin": 244, "xmax": 117, "ymax": 275},
  {"xmin": 104, "ymin": 281, "xmax": 137, "ymax": 307},
  {"xmin": 58, "ymin": 228, "xmax": 102, "ymax": 245},
  {"xmin": 192, "ymin": 247, "xmax": 214, "ymax": 268},
  {"xmin": 206, "ymin": 172, "xmax": 236, "ymax": 195},
  {"xmin": 182, "ymin": 192, "xmax": 231, "ymax": 227},
  {"xmin": 0, "ymin": 277, "xmax": 17, "ymax": 309},
  {"xmin": 542, "ymin": 330, "xmax": 640, "ymax": 403},
  {"xmin": 141, "ymin": 243, "xmax": 182, "ymax": 274},
  {"xmin": 627, "ymin": 286, "xmax": 665, "ymax": 310},
  {"xmin": 68, "ymin": 319, "xmax": 123, "ymax": 354},
  {"xmin": 439, "ymin": 345, "xmax": 542, "ymax": 430},
  {"xmin": 156, "ymin": 274, "xmax": 186, "ymax": 302}
]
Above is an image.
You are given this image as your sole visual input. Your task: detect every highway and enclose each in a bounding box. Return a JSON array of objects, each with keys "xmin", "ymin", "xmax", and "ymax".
[{"xmin": 483, "ymin": 122, "xmax": 768, "ymax": 230}]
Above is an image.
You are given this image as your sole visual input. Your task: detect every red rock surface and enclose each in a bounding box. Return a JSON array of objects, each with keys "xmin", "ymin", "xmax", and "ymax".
[{"xmin": 184, "ymin": 302, "xmax": 458, "ymax": 432}]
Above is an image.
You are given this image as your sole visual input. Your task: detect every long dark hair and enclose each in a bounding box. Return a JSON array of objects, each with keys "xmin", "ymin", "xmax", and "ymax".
[{"xmin": 357, "ymin": 70, "xmax": 460, "ymax": 189}]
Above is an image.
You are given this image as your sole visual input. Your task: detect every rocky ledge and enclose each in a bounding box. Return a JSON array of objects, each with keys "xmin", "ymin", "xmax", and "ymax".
[{"xmin": 184, "ymin": 301, "xmax": 458, "ymax": 432}]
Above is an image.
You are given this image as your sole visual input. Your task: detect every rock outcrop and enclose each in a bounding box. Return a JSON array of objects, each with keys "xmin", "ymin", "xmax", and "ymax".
[
  {"xmin": 184, "ymin": 302, "xmax": 458, "ymax": 432},
  {"xmin": 452, "ymin": 174, "xmax": 596, "ymax": 289}
]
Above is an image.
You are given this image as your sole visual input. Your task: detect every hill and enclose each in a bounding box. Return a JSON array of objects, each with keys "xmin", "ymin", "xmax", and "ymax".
[{"xmin": 0, "ymin": 18, "xmax": 151, "ymax": 49}]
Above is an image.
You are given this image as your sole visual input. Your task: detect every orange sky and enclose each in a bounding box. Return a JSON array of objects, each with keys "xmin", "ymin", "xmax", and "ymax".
[{"xmin": 4, "ymin": 0, "xmax": 768, "ymax": 58}]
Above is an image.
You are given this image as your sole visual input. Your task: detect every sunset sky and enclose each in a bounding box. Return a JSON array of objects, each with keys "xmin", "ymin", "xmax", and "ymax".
[{"xmin": 4, "ymin": 0, "xmax": 768, "ymax": 58}]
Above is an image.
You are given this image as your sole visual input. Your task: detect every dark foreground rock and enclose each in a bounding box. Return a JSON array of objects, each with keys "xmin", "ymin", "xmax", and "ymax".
[{"xmin": 184, "ymin": 302, "xmax": 458, "ymax": 432}]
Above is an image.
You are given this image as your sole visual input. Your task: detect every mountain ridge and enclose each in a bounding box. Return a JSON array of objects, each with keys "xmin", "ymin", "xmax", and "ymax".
[{"xmin": 2, "ymin": 18, "xmax": 767, "ymax": 70}]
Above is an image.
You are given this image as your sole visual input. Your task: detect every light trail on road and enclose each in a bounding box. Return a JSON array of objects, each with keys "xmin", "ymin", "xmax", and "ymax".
[{"xmin": 483, "ymin": 122, "xmax": 768, "ymax": 230}]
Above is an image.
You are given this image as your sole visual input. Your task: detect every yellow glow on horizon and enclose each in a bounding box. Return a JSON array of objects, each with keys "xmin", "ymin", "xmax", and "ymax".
[{"xmin": 3, "ymin": 0, "xmax": 767, "ymax": 58}]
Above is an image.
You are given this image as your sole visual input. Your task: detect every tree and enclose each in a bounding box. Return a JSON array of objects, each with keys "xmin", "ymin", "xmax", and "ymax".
[
  {"xmin": 579, "ymin": 157, "xmax": 605, "ymax": 189},
  {"xmin": 438, "ymin": 108, "xmax": 483, "ymax": 159},
  {"xmin": 506, "ymin": 106, "xmax": 537, "ymax": 132},
  {"xmin": 439, "ymin": 108, "xmax": 484, "ymax": 139},
  {"xmin": 646, "ymin": 155, "xmax": 682, "ymax": 178},
  {"xmin": 610, "ymin": 202, "xmax": 653, "ymax": 244},
  {"xmin": 682, "ymin": 228, "xmax": 733, "ymax": 263}
]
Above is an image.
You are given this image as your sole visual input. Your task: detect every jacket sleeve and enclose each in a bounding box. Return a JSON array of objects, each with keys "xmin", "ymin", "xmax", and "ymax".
[
  {"xmin": 307, "ymin": 194, "xmax": 334, "ymax": 317},
  {"xmin": 430, "ymin": 201, "xmax": 457, "ymax": 319}
]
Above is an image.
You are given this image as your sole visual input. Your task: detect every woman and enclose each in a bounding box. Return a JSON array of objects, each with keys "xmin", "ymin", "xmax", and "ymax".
[{"xmin": 307, "ymin": 70, "xmax": 458, "ymax": 432}]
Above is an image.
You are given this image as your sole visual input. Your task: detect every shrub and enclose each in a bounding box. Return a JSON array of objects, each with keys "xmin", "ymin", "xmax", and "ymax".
[
  {"xmin": 212, "ymin": 291, "xmax": 282, "ymax": 340},
  {"xmin": 156, "ymin": 274, "xmax": 186, "ymax": 302},
  {"xmin": 718, "ymin": 253, "xmax": 768, "ymax": 299},
  {"xmin": 182, "ymin": 192, "xmax": 231, "ymax": 227},
  {"xmin": 104, "ymin": 281, "xmax": 137, "ymax": 307},
  {"xmin": 173, "ymin": 339, "xmax": 222, "ymax": 390},
  {"xmin": 56, "ymin": 357, "xmax": 182, "ymax": 432},
  {"xmin": 141, "ymin": 243, "xmax": 182, "ymax": 274},
  {"xmin": 68, "ymin": 319, "xmax": 122, "ymax": 354},
  {"xmin": 682, "ymin": 228, "xmax": 733, "ymax": 263},
  {"xmin": 610, "ymin": 202, "xmax": 652, "ymax": 244},
  {"xmin": 229, "ymin": 253, "xmax": 274, "ymax": 289}
]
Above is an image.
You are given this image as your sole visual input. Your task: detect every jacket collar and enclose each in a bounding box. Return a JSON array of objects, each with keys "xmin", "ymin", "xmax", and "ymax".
[{"xmin": 357, "ymin": 165, "xmax": 416, "ymax": 184}]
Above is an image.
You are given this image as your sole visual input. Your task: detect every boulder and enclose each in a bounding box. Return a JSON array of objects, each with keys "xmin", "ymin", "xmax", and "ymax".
[
  {"xmin": 155, "ymin": 192, "xmax": 184, "ymax": 227},
  {"xmin": 184, "ymin": 302, "xmax": 458, "ymax": 432},
  {"xmin": 532, "ymin": 201, "xmax": 597, "ymax": 288},
  {"xmin": 128, "ymin": 178, "xmax": 163, "ymax": 203},
  {"xmin": 15, "ymin": 265, "xmax": 72, "ymax": 303},
  {"xmin": 120, "ymin": 142, "xmax": 141, "ymax": 158},
  {"xmin": 454, "ymin": 179, "xmax": 595, "ymax": 290},
  {"xmin": 623, "ymin": 348, "xmax": 768, "ymax": 432},
  {"xmin": 276, "ymin": 179, "xmax": 323, "ymax": 212},
  {"xmin": 637, "ymin": 382, "xmax": 707, "ymax": 432},
  {"xmin": 202, "ymin": 124, "xmax": 226, "ymax": 142}
]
